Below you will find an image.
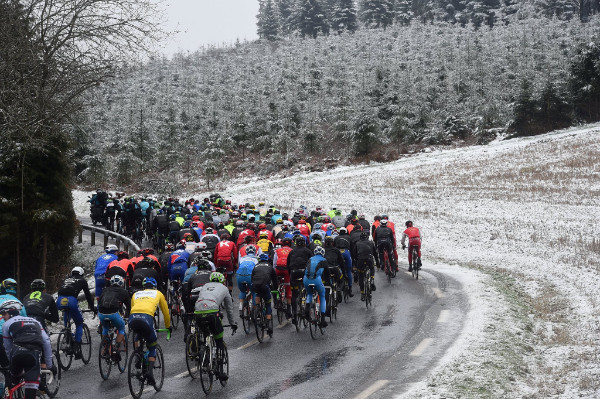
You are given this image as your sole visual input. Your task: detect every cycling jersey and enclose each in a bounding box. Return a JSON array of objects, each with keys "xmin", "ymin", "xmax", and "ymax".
[
  {"xmin": 21, "ymin": 291, "xmax": 59, "ymax": 328},
  {"xmin": 57, "ymin": 276, "xmax": 94, "ymax": 310},
  {"xmin": 130, "ymin": 289, "xmax": 170, "ymax": 329},
  {"xmin": 98, "ymin": 286, "xmax": 131, "ymax": 315},
  {"xmin": 3, "ymin": 315, "xmax": 52, "ymax": 367}
]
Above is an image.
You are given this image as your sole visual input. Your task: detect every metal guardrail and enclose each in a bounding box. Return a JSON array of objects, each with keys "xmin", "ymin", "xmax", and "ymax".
[{"xmin": 78, "ymin": 223, "xmax": 140, "ymax": 257}]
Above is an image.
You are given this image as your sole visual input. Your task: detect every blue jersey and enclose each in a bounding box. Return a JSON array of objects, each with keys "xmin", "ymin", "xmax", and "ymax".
[
  {"xmin": 271, "ymin": 214, "xmax": 282, "ymax": 225},
  {"xmin": 94, "ymin": 253, "xmax": 118, "ymax": 277},
  {"xmin": 168, "ymin": 249, "xmax": 190, "ymax": 271},
  {"xmin": 305, "ymin": 255, "xmax": 327, "ymax": 280},
  {"xmin": 140, "ymin": 201, "xmax": 150, "ymax": 216},
  {"xmin": 0, "ymin": 295, "xmax": 27, "ymax": 334},
  {"xmin": 237, "ymin": 258, "xmax": 258, "ymax": 277},
  {"xmin": 183, "ymin": 266, "xmax": 197, "ymax": 283}
]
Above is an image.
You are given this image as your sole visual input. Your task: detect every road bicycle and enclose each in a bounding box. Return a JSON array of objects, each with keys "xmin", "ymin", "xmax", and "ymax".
[
  {"xmin": 184, "ymin": 314, "xmax": 235, "ymax": 394},
  {"xmin": 327, "ymin": 278, "xmax": 339, "ymax": 322},
  {"xmin": 167, "ymin": 280, "xmax": 183, "ymax": 330},
  {"xmin": 253, "ymin": 294, "xmax": 273, "ymax": 343},
  {"xmin": 383, "ymin": 249, "xmax": 396, "ymax": 283},
  {"xmin": 306, "ymin": 284, "xmax": 324, "ymax": 340},
  {"xmin": 291, "ymin": 281, "xmax": 308, "ymax": 332},
  {"xmin": 56, "ymin": 309, "xmax": 93, "ymax": 371},
  {"xmin": 274, "ymin": 276, "xmax": 287, "ymax": 325},
  {"xmin": 1, "ymin": 367, "xmax": 57, "ymax": 399},
  {"xmin": 98, "ymin": 319, "xmax": 128, "ymax": 380},
  {"xmin": 408, "ymin": 245, "xmax": 421, "ymax": 280},
  {"xmin": 239, "ymin": 283, "xmax": 254, "ymax": 335},
  {"xmin": 127, "ymin": 328, "xmax": 170, "ymax": 399}
]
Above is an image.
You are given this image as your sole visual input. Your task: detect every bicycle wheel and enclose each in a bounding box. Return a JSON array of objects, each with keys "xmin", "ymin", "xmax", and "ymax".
[
  {"xmin": 365, "ymin": 270, "xmax": 372, "ymax": 309},
  {"xmin": 185, "ymin": 333, "xmax": 200, "ymax": 379},
  {"xmin": 117, "ymin": 334, "xmax": 128, "ymax": 373},
  {"xmin": 153, "ymin": 345, "xmax": 165, "ymax": 391},
  {"xmin": 98, "ymin": 335, "xmax": 112, "ymax": 380},
  {"xmin": 308, "ymin": 302, "xmax": 317, "ymax": 340},
  {"xmin": 199, "ymin": 342, "xmax": 213, "ymax": 394},
  {"xmin": 254, "ymin": 305, "xmax": 265, "ymax": 343},
  {"xmin": 81, "ymin": 324, "xmax": 92, "ymax": 364},
  {"xmin": 45, "ymin": 351, "xmax": 61, "ymax": 398},
  {"xmin": 343, "ymin": 280, "xmax": 349, "ymax": 303},
  {"xmin": 219, "ymin": 344, "xmax": 229, "ymax": 387},
  {"xmin": 276, "ymin": 298, "xmax": 284, "ymax": 324},
  {"xmin": 242, "ymin": 300, "xmax": 252, "ymax": 334},
  {"xmin": 56, "ymin": 330, "xmax": 73, "ymax": 371},
  {"xmin": 127, "ymin": 351, "xmax": 144, "ymax": 399}
]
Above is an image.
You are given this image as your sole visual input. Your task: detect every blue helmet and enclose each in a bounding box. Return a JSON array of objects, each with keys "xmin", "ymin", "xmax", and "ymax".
[
  {"xmin": 170, "ymin": 214, "xmax": 176, "ymax": 220},
  {"xmin": 142, "ymin": 277, "xmax": 157, "ymax": 289},
  {"xmin": 259, "ymin": 253, "xmax": 269, "ymax": 261}
]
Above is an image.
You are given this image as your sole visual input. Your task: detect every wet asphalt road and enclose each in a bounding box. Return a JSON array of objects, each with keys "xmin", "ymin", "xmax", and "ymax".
[{"xmin": 55, "ymin": 259, "xmax": 468, "ymax": 399}]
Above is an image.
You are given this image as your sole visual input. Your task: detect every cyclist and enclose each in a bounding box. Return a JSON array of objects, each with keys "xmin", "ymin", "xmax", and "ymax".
[
  {"xmin": 323, "ymin": 236, "xmax": 344, "ymax": 303},
  {"xmin": 256, "ymin": 231, "xmax": 274, "ymax": 259},
  {"xmin": 304, "ymin": 246, "xmax": 330, "ymax": 328},
  {"xmin": 98, "ymin": 275, "xmax": 131, "ymax": 362},
  {"xmin": 128, "ymin": 277, "xmax": 171, "ymax": 387},
  {"xmin": 182, "ymin": 259, "xmax": 214, "ymax": 329},
  {"xmin": 194, "ymin": 272, "xmax": 237, "ymax": 381},
  {"xmin": 334, "ymin": 227, "xmax": 354, "ymax": 297},
  {"xmin": 355, "ymin": 231, "xmax": 377, "ymax": 301},
  {"xmin": 213, "ymin": 233, "xmax": 238, "ymax": 296},
  {"xmin": 21, "ymin": 279, "xmax": 59, "ymax": 331},
  {"xmin": 401, "ymin": 221, "xmax": 422, "ymax": 271},
  {"xmin": 1, "ymin": 300, "xmax": 54, "ymax": 399},
  {"xmin": 56, "ymin": 267, "xmax": 95, "ymax": 359},
  {"xmin": 273, "ymin": 237, "xmax": 293, "ymax": 318},
  {"xmin": 94, "ymin": 244, "xmax": 119, "ymax": 301},
  {"xmin": 374, "ymin": 219, "xmax": 398, "ymax": 273},
  {"xmin": 0, "ymin": 279, "xmax": 27, "ymax": 375},
  {"xmin": 287, "ymin": 235, "xmax": 313, "ymax": 326},
  {"xmin": 105, "ymin": 251, "xmax": 134, "ymax": 287},
  {"xmin": 236, "ymin": 246, "xmax": 258, "ymax": 318},
  {"xmin": 130, "ymin": 255, "xmax": 162, "ymax": 295},
  {"xmin": 251, "ymin": 254, "xmax": 278, "ymax": 336}
]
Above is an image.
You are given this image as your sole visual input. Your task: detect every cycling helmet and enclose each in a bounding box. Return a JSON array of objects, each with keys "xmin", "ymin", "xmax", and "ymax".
[
  {"xmin": 197, "ymin": 242, "xmax": 208, "ymax": 250},
  {"xmin": 30, "ymin": 279, "xmax": 46, "ymax": 291},
  {"xmin": 109, "ymin": 275, "xmax": 125, "ymax": 288},
  {"xmin": 298, "ymin": 220, "xmax": 306, "ymax": 225},
  {"xmin": 205, "ymin": 227, "xmax": 214, "ymax": 234},
  {"xmin": 220, "ymin": 233, "xmax": 231, "ymax": 240},
  {"xmin": 360, "ymin": 231, "xmax": 370, "ymax": 239},
  {"xmin": 380, "ymin": 219, "xmax": 388, "ymax": 226},
  {"xmin": 259, "ymin": 231, "xmax": 268, "ymax": 238},
  {"xmin": 105, "ymin": 244, "xmax": 118, "ymax": 254},
  {"xmin": 381, "ymin": 214, "xmax": 389, "ymax": 220},
  {"xmin": 117, "ymin": 251, "xmax": 129, "ymax": 259},
  {"xmin": 246, "ymin": 223, "xmax": 256, "ymax": 231},
  {"xmin": 294, "ymin": 235, "xmax": 306, "ymax": 246},
  {"xmin": 276, "ymin": 219, "xmax": 283, "ymax": 224},
  {"xmin": 170, "ymin": 214, "xmax": 176, "ymax": 220},
  {"xmin": 142, "ymin": 277, "xmax": 157, "ymax": 289},
  {"xmin": 339, "ymin": 227, "xmax": 348, "ymax": 234},
  {"xmin": 258, "ymin": 223, "xmax": 267, "ymax": 230},
  {"xmin": 282, "ymin": 237, "xmax": 292, "ymax": 247},
  {"xmin": 374, "ymin": 215, "xmax": 381, "ymax": 221},
  {"xmin": 245, "ymin": 245, "xmax": 257, "ymax": 255},
  {"xmin": 0, "ymin": 300, "xmax": 22, "ymax": 316},
  {"xmin": 192, "ymin": 221, "xmax": 200, "ymax": 228},
  {"xmin": 259, "ymin": 253, "xmax": 269, "ymax": 261},
  {"xmin": 324, "ymin": 236, "xmax": 334, "ymax": 246},
  {"xmin": 165, "ymin": 243, "xmax": 174, "ymax": 251},
  {"xmin": 142, "ymin": 248, "xmax": 155, "ymax": 256},
  {"xmin": 71, "ymin": 266, "xmax": 85, "ymax": 277},
  {"xmin": 183, "ymin": 221, "xmax": 191, "ymax": 228},
  {"xmin": 184, "ymin": 233, "xmax": 194, "ymax": 242},
  {"xmin": 274, "ymin": 239, "xmax": 283, "ymax": 246},
  {"xmin": 313, "ymin": 246, "xmax": 325, "ymax": 256},
  {"xmin": 405, "ymin": 220, "xmax": 413, "ymax": 227},
  {"xmin": 186, "ymin": 214, "xmax": 192, "ymax": 220},
  {"xmin": 327, "ymin": 224, "xmax": 335, "ymax": 231},
  {"xmin": 194, "ymin": 259, "xmax": 212, "ymax": 271},
  {"xmin": 201, "ymin": 250, "xmax": 212, "ymax": 259},
  {"xmin": 210, "ymin": 272, "xmax": 225, "ymax": 284},
  {"xmin": 1, "ymin": 278, "xmax": 17, "ymax": 295}
]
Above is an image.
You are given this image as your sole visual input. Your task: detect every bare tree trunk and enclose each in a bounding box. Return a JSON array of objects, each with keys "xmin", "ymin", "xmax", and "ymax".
[{"xmin": 41, "ymin": 233, "xmax": 48, "ymax": 280}]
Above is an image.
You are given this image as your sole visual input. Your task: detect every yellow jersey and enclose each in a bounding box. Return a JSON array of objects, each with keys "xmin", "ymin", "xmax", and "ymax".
[{"xmin": 130, "ymin": 289, "xmax": 171, "ymax": 329}]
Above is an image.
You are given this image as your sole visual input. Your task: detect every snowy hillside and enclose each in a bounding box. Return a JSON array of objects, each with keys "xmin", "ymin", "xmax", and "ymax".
[
  {"xmin": 73, "ymin": 124, "xmax": 600, "ymax": 397},
  {"xmin": 218, "ymin": 124, "xmax": 600, "ymax": 397}
]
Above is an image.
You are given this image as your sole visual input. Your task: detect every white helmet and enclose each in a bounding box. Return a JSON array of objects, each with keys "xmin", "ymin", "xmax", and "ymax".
[
  {"xmin": 105, "ymin": 244, "xmax": 118, "ymax": 253},
  {"xmin": 71, "ymin": 266, "xmax": 85, "ymax": 277}
]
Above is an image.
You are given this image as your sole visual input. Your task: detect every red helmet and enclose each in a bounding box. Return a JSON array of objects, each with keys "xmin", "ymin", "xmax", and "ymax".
[
  {"xmin": 298, "ymin": 220, "xmax": 306, "ymax": 225},
  {"xmin": 259, "ymin": 223, "xmax": 267, "ymax": 230}
]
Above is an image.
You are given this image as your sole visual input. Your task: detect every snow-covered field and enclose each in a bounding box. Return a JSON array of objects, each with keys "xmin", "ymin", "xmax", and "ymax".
[{"xmin": 73, "ymin": 124, "xmax": 600, "ymax": 397}]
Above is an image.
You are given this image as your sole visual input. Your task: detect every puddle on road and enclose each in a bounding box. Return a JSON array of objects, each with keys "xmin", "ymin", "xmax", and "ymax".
[{"xmin": 246, "ymin": 347, "xmax": 358, "ymax": 398}]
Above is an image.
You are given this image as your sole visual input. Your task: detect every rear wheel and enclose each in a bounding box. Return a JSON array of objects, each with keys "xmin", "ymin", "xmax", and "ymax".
[
  {"xmin": 117, "ymin": 334, "xmax": 128, "ymax": 373},
  {"xmin": 98, "ymin": 335, "xmax": 112, "ymax": 380},
  {"xmin": 308, "ymin": 302, "xmax": 318, "ymax": 340},
  {"xmin": 185, "ymin": 333, "xmax": 200, "ymax": 379},
  {"xmin": 276, "ymin": 297, "xmax": 284, "ymax": 325},
  {"xmin": 219, "ymin": 345, "xmax": 229, "ymax": 387},
  {"xmin": 365, "ymin": 270, "xmax": 372, "ymax": 309},
  {"xmin": 56, "ymin": 331, "xmax": 73, "ymax": 371},
  {"xmin": 45, "ymin": 351, "xmax": 61, "ymax": 398},
  {"xmin": 127, "ymin": 351, "xmax": 144, "ymax": 399},
  {"xmin": 199, "ymin": 343, "xmax": 213, "ymax": 394},
  {"xmin": 242, "ymin": 301, "xmax": 251, "ymax": 334},
  {"xmin": 153, "ymin": 345, "xmax": 165, "ymax": 391},
  {"xmin": 81, "ymin": 324, "xmax": 92, "ymax": 364},
  {"xmin": 254, "ymin": 305, "xmax": 265, "ymax": 343}
]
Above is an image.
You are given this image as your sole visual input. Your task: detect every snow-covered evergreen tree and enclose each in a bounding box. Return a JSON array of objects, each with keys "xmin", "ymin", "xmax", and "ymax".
[
  {"xmin": 297, "ymin": 0, "xmax": 331, "ymax": 38},
  {"xmin": 332, "ymin": 0, "xmax": 359, "ymax": 33},
  {"xmin": 360, "ymin": 0, "xmax": 395, "ymax": 29}
]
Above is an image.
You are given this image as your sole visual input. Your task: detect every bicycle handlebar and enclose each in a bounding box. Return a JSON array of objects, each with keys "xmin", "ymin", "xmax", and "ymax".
[
  {"xmin": 155, "ymin": 328, "xmax": 171, "ymax": 341},
  {"xmin": 222, "ymin": 324, "xmax": 237, "ymax": 336}
]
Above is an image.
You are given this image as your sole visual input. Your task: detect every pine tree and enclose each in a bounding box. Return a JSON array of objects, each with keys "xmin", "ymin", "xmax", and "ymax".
[
  {"xmin": 257, "ymin": 0, "xmax": 280, "ymax": 40},
  {"xmin": 510, "ymin": 79, "xmax": 536, "ymax": 136},
  {"xmin": 277, "ymin": 0, "xmax": 295, "ymax": 34},
  {"xmin": 360, "ymin": 0, "xmax": 395, "ymax": 29},
  {"xmin": 332, "ymin": 0, "xmax": 359, "ymax": 33},
  {"xmin": 395, "ymin": 0, "xmax": 414, "ymax": 25},
  {"xmin": 297, "ymin": 0, "xmax": 330, "ymax": 38},
  {"xmin": 570, "ymin": 42, "xmax": 600, "ymax": 121}
]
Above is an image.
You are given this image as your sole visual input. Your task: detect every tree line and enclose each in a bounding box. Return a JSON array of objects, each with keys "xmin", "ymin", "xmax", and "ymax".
[{"xmin": 257, "ymin": 0, "xmax": 600, "ymax": 40}]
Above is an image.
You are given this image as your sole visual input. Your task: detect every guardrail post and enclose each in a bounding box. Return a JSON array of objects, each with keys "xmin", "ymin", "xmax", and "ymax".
[
  {"xmin": 124, "ymin": 243, "xmax": 129, "ymax": 253},
  {"xmin": 78, "ymin": 226, "xmax": 83, "ymax": 244},
  {"xmin": 90, "ymin": 229, "xmax": 95, "ymax": 246},
  {"xmin": 104, "ymin": 234, "xmax": 108, "ymax": 248},
  {"xmin": 116, "ymin": 238, "xmax": 120, "ymax": 250}
]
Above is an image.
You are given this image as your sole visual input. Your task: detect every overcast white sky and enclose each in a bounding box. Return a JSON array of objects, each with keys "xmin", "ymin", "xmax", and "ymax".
[{"xmin": 160, "ymin": 0, "xmax": 260, "ymax": 57}]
